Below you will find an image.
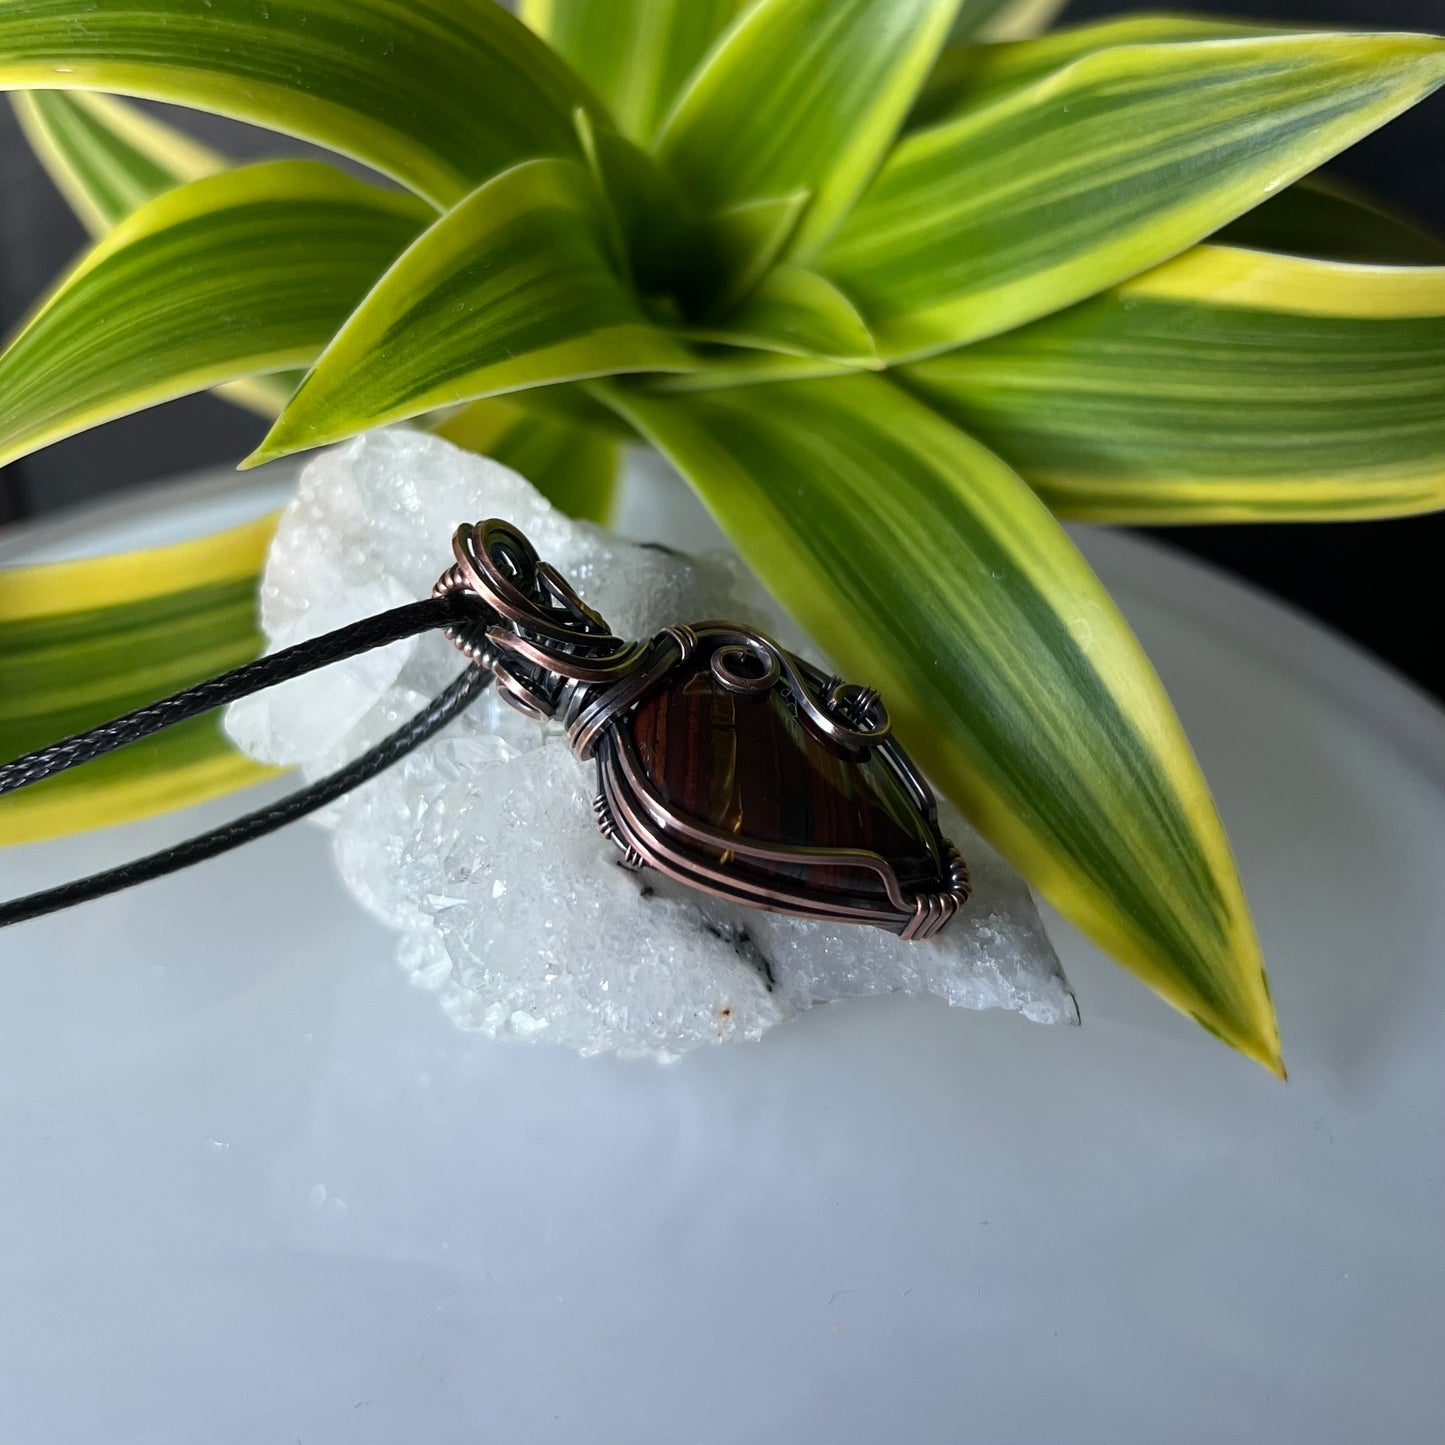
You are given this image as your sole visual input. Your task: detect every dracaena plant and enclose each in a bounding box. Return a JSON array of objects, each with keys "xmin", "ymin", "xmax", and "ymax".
[{"xmin": 2, "ymin": 0, "xmax": 1444, "ymax": 1074}]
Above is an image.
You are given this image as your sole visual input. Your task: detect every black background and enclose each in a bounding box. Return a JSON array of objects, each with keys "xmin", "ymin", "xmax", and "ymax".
[{"xmin": 0, "ymin": 0, "xmax": 1441, "ymax": 696}]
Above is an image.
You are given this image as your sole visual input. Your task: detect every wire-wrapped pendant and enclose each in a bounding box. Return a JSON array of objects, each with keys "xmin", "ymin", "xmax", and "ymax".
[{"xmin": 435, "ymin": 520, "xmax": 970, "ymax": 939}]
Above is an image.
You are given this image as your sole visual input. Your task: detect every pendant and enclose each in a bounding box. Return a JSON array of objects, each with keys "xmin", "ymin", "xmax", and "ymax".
[{"xmin": 434, "ymin": 521, "xmax": 970, "ymax": 939}]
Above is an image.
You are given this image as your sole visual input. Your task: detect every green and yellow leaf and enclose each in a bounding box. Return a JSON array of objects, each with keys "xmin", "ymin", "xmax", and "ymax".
[
  {"xmin": 655, "ymin": 0, "xmax": 961, "ymax": 258},
  {"xmin": 601, "ymin": 373, "xmax": 1282, "ymax": 1073},
  {"xmin": 11, "ymin": 90, "xmax": 317, "ymax": 422},
  {"xmin": 431, "ymin": 396, "xmax": 622, "ymax": 525},
  {"xmin": 0, "ymin": 160, "xmax": 430, "ymax": 470},
  {"xmin": 11, "ymin": 88, "xmax": 223, "ymax": 234},
  {"xmin": 821, "ymin": 31, "xmax": 1445, "ymax": 358},
  {"xmin": 915, "ymin": 12, "xmax": 1285, "ymax": 126},
  {"xmin": 11, "ymin": 90, "xmax": 313, "ymax": 423},
  {"xmin": 644, "ymin": 347, "xmax": 857, "ymax": 393},
  {"xmin": 248, "ymin": 158, "xmax": 694, "ymax": 466},
  {"xmin": 0, "ymin": 0, "xmax": 595, "ymax": 206},
  {"xmin": 904, "ymin": 244, "xmax": 1445, "ymax": 522},
  {"xmin": 524, "ymin": 0, "xmax": 747, "ymax": 146},
  {"xmin": 0, "ymin": 513, "xmax": 276, "ymax": 845}
]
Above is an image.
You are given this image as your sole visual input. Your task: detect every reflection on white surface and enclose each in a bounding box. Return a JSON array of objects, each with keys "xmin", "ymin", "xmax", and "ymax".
[{"xmin": 1, "ymin": 478, "xmax": 1442, "ymax": 1443}]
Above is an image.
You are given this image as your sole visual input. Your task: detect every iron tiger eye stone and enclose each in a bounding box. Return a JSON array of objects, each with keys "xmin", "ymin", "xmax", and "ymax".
[
  {"xmin": 589, "ymin": 629, "xmax": 970, "ymax": 937},
  {"xmin": 628, "ymin": 656, "xmax": 943, "ymax": 902}
]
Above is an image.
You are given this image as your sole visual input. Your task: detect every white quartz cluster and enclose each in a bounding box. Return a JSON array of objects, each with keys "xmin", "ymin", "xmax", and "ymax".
[{"xmin": 227, "ymin": 430, "xmax": 1075, "ymax": 1059}]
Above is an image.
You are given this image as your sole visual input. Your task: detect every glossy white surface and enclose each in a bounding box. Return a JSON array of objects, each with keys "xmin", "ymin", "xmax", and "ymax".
[{"xmin": 1, "ymin": 471, "xmax": 1442, "ymax": 1444}]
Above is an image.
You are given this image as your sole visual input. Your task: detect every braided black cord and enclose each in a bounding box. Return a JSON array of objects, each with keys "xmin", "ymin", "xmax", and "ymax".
[
  {"xmin": 0, "ymin": 593, "xmax": 476, "ymax": 795},
  {"xmin": 0, "ymin": 664, "xmax": 491, "ymax": 928},
  {"xmin": 1, "ymin": 590, "xmax": 494, "ymax": 928}
]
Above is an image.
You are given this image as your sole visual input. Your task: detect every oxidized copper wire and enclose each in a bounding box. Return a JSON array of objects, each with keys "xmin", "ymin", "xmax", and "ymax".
[{"xmin": 434, "ymin": 520, "xmax": 970, "ymax": 939}]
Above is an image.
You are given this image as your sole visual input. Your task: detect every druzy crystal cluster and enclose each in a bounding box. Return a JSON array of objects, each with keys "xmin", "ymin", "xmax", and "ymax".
[{"xmin": 227, "ymin": 430, "xmax": 1075, "ymax": 1058}]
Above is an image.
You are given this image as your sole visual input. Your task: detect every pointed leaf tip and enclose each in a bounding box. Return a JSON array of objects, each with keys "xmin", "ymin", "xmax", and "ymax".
[
  {"xmin": 825, "ymin": 28, "xmax": 1445, "ymax": 359},
  {"xmin": 599, "ymin": 374, "xmax": 1282, "ymax": 1067}
]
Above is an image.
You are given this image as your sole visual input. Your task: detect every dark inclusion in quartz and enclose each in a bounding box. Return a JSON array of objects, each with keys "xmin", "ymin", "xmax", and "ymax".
[{"xmin": 628, "ymin": 651, "xmax": 947, "ymax": 907}]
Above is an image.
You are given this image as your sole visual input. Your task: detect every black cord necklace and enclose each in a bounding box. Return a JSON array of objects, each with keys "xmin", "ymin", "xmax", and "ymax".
[
  {"xmin": 1, "ymin": 593, "xmax": 489, "ymax": 927},
  {"xmin": 2, "ymin": 519, "xmax": 970, "ymax": 938}
]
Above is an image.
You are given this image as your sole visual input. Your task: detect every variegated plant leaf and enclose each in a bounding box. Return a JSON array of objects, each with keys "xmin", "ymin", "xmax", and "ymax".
[
  {"xmin": 0, "ymin": 513, "xmax": 277, "ymax": 845},
  {"xmin": 0, "ymin": 0, "xmax": 596, "ymax": 206},
  {"xmin": 643, "ymin": 347, "xmax": 857, "ymax": 392},
  {"xmin": 523, "ymin": 0, "xmax": 748, "ymax": 146},
  {"xmin": 10, "ymin": 88, "xmax": 223, "ymax": 234},
  {"xmin": 212, "ymin": 372, "xmax": 308, "ymax": 421},
  {"xmin": 11, "ymin": 90, "xmax": 316, "ymax": 422},
  {"xmin": 903, "ymin": 244, "xmax": 1445, "ymax": 522},
  {"xmin": 655, "ymin": 0, "xmax": 961, "ymax": 258},
  {"xmin": 0, "ymin": 161, "xmax": 430, "ymax": 470},
  {"xmin": 915, "ymin": 12, "xmax": 1286, "ymax": 127},
  {"xmin": 686, "ymin": 190, "xmax": 812, "ymax": 314},
  {"xmin": 482, "ymin": 380, "xmax": 639, "ymax": 440},
  {"xmin": 821, "ymin": 31, "xmax": 1445, "ymax": 358},
  {"xmin": 248, "ymin": 158, "xmax": 695, "ymax": 466},
  {"xmin": 601, "ymin": 373, "xmax": 1282, "ymax": 1073}
]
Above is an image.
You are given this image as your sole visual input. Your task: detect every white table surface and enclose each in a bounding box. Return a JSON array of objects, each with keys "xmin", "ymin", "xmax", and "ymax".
[{"xmin": 1, "ymin": 468, "xmax": 1441, "ymax": 1444}]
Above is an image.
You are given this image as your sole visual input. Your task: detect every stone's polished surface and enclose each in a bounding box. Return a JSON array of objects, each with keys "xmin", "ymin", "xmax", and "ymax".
[
  {"xmin": 225, "ymin": 429, "xmax": 1073, "ymax": 1058},
  {"xmin": 628, "ymin": 653, "xmax": 944, "ymax": 905}
]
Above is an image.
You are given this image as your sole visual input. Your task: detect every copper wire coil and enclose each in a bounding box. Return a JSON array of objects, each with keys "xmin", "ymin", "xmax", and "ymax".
[
  {"xmin": 431, "ymin": 564, "xmax": 492, "ymax": 661},
  {"xmin": 431, "ymin": 519, "xmax": 969, "ymax": 940}
]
